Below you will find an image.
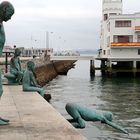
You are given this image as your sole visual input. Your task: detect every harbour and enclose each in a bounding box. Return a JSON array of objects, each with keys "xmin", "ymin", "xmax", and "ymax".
[
  {"xmin": 0, "ymin": 0, "xmax": 140, "ymax": 139},
  {"xmin": 46, "ymin": 60, "xmax": 140, "ymax": 140}
]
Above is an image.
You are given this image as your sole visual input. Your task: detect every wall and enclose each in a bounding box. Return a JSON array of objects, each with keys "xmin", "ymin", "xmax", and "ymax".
[
  {"xmin": 34, "ymin": 60, "xmax": 76, "ymax": 86},
  {"xmin": 111, "ymin": 48, "xmax": 139, "ymax": 58}
]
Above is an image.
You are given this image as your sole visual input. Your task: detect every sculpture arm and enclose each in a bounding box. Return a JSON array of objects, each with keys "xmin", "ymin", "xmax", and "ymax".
[
  {"xmin": 0, "ymin": 42, "xmax": 4, "ymax": 56},
  {"xmin": 0, "ymin": 24, "xmax": 4, "ymax": 56},
  {"xmin": 10, "ymin": 57, "xmax": 18, "ymax": 71},
  {"xmin": 104, "ymin": 119, "xmax": 129, "ymax": 134},
  {"xmin": 30, "ymin": 72, "xmax": 39, "ymax": 87},
  {"xmin": 18, "ymin": 57, "xmax": 22, "ymax": 71}
]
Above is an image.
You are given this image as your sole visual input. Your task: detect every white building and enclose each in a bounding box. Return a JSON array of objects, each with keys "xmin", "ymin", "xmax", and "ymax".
[
  {"xmin": 21, "ymin": 48, "xmax": 53, "ymax": 57},
  {"xmin": 99, "ymin": 0, "xmax": 140, "ymax": 73}
]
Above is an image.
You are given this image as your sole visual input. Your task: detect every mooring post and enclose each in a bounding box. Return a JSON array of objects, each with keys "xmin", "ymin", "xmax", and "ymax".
[
  {"xmin": 107, "ymin": 60, "xmax": 112, "ymax": 77},
  {"xmin": 90, "ymin": 60, "xmax": 95, "ymax": 76},
  {"xmin": 133, "ymin": 60, "xmax": 136, "ymax": 78},
  {"xmin": 101, "ymin": 60, "xmax": 106, "ymax": 75}
]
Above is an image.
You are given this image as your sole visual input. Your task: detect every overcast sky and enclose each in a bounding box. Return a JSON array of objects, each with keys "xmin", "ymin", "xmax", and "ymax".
[{"xmin": 2, "ymin": 0, "xmax": 140, "ymax": 51}]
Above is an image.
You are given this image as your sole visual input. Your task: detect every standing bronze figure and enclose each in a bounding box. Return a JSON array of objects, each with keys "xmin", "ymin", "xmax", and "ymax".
[{"xmin": 0, "ymin": 1, "xmax": 14, "ymax": 125}]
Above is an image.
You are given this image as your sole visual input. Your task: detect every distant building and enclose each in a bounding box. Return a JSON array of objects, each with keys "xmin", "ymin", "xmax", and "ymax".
[
  {"xmin": 3, "ymin": 45, "xmax": 14, "ymax": 52},
  {"xmin": 98, "ymin": 0, "xmax": 140, "ymax": 76},
  {"xmin": 2, "ymin": 45, "xmax": 14, "ymax": 57},
  {"xmin": 21, "ymin": 48, "xmax": 53, "ymax": 57},
  {"xmin": 2, "ymin": 46, "xmax": 53, "ymax": 58}
]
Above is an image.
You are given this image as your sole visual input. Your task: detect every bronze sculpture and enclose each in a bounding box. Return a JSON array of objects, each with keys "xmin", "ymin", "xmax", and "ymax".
[
  {"xmin": 5, "ymin": 48, "xmax": 23, "ymax": 84},
  {"xmin": 65, "ymin": 103, "xmax": 128, "ymax": 134},
  {"xmin": 22, "ymin": 61, "xmax": 46, "ymax": 97},
  {"xmin": 0, "ymin": 1, "xmax": 14, "ymax": 125}
]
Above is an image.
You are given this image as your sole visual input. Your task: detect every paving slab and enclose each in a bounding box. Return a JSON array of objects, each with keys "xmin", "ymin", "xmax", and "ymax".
[{"xmin": 0, "ymin": 85, "xmax": 87, "ymax": 140}]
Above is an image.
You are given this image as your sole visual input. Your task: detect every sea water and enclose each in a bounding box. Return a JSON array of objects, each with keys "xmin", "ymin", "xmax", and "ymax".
[{"xmin": 45, "ymin": 60, "xmax": 140, "ymax": 140}]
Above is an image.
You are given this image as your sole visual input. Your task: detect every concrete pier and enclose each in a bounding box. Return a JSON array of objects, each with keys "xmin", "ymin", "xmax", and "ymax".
[{"xmin": 0, "ymin": 85, "xmax": 87, "ymax": 140}]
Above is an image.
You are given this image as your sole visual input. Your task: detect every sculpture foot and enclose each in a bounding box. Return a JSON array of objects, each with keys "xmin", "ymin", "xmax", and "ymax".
[
  {"xmin": 44, "ymin": 94, "xmax": 52, "ymax": 102},
  {"xmin": 18, "ymin": 82, "xmax": 22, "ymax": 85},
  {"xmin": 67, "ymin": 119, "xmax": 76, "ymax": 123},
  {"xmin": 0, "ymin": 117, "xmax": 10, "ymax": 122},
  {"xmin": 18, "ymin": 80, "xmax": 22, "ymax": 85},
  {"xmin": 0, "ymin": 119, "xmax": 9, "ymax": 125}
]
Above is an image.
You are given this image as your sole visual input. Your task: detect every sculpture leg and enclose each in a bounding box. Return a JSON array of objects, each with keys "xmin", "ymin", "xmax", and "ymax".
[
  {"xmin": 17, "ymin": 71, "xmax": 23, "ymax": 84},
  {"xmin": 0, "ymin": 117, "xmax": 9, "ymax": 122},
  {"xmin": 65, "ymin": 103, "xmax": 86, "ymax": 128},
  {"xmin": 71, "ymin": 117, "xmax": 85, "ymax": 128},
  {"xmin": 67, "ymin": 119, "xmax": 77, "ymax": 123},
  {"xmin": 23, "ymin": 86, "xmax": 45, "ymax": 97},
  {"xmin": 0, "ymin": 70, "xmax": 9, "ymax": 125},
  {"xmin": 0, "ymin": 119, "xmax": 9, "ymax": 125},
  {"xmin": 0, "ymin": 70, "xmax": 3, "ymax": 97}
]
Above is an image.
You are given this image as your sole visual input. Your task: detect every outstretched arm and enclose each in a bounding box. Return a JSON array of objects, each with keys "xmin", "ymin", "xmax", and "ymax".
[{"xmin": 104, "ymin": 118, "xmax": 129, "ymax": 134}]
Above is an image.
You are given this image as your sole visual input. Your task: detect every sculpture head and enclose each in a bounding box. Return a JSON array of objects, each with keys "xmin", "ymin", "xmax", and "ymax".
[
  {"xmin": 14, "ymin": 48, "xmax": 21, "ymax": 57},
  {"xmin": 27, "ymin": 61, "xmax": 35, "ymax": 71},
  {"xmin": 103, "ymin": 111, "xmax": 113, "ymax": 122},
  {"xmin": 0, "ymin": 1, "xmax": 14, "ymax": 22}
]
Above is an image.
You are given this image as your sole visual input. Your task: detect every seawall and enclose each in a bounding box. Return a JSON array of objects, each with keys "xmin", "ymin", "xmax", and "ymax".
[{"xmin": 33, "ymin": 59, "xmax": 76, "ymax": 86}]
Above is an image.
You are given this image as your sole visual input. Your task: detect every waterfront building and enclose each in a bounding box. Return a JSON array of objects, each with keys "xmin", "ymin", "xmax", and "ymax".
[
  {"xmin": 2, "ymin": 46, "xmax": 53, "ymax": 58},
  {"xmin": 98, "ymin": 0, "xmax": 140, "ymax": 76},
  {"xmin": 21, "ymin": 48, "xmax": 53, "ymax": 57}
]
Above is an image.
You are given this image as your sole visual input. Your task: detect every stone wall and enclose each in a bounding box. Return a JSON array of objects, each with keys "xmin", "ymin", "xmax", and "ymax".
[
  {"xmin": 34, "ymin": 62, "xmax": 57, "ymax": 86},
  {"xmin": 34, "ymin": 60, "xmax": 76, "ymax": 86},
  {"xmin": 0, "ymin": 56, "xmax": 76, "ymax": 86}
]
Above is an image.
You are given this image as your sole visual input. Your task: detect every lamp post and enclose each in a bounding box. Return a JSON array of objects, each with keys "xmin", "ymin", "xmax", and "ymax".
[
  {"xmin": 46, "ymin": 31, "xmax": 49, "ymax": 49},
  {"xmin": 46, "ymin": 31, "xmax": 54, "ymax": 49}
]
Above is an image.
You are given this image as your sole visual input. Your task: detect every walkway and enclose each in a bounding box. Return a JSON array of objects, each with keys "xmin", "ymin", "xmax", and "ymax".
[
  {"xmin": 0, "ymin": 85, "xmax": 87, "ymax": 140},
  {"xmin": 50, "ymin": 55, "xmax": 95, "ymax": 60}
]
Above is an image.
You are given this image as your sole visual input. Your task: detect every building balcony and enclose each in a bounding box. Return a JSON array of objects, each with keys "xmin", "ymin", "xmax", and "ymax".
[
  {"xmin": 135, "ymin": 26, "xmax": 140, "ymax": 32},
  {"xmin": 111, "ymin": 42, "xmax": 140, "ymax": 47}
]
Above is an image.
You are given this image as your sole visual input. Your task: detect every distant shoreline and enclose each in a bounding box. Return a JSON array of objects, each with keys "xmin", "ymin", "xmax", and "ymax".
[{"xmin": 77, "ymin": 49, "xmax": 97, "ymax": 55}]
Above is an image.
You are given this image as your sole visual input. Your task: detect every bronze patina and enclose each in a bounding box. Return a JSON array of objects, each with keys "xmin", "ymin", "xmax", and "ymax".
[
  {"xmin": 0, "ymin": 1, "xmax": 14, "ymax": 125},
  {"xmin": 66, "ymin": 103, "xmax": 128, "ymax": 134},
  {"xmin": 5, "ymin": 48, "xmax": 24, "ymax": 84},
  {"xmin": 22, "ymin": 61, "xmax": 46, "ymax": 97}
]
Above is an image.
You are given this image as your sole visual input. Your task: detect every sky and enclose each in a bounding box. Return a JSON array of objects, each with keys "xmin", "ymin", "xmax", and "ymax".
[{"xmin": 2, "ymin": 0, "xmax": 140, "ymax": 51}]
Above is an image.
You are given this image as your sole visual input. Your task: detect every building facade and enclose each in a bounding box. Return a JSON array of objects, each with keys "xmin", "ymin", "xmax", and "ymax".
[
  {"xmin": 99, "ymin": 0, "xmax": 140, "ymax": 76},
  {"xmin": 21, "ymin": 48, "xmax": 53, "ymax": 57}
]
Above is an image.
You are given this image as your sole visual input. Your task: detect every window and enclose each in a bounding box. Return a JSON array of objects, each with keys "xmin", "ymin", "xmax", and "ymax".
[
  {"xmin": 138, "ymin": 49, "xmax": 140, "ymax": 55},
  {"xmin": 107, "ymin": 22, "xmax": 110, "ymax": 32},
  {"xmin": 113, "ymin": 35, "xmax": 133, "ymax": 43},
  {"xmin": 108, "ymin": 50, "xmax": 110, "ymax": 55},
  {"xmin": 103, "ymin": 50, "xmax": 106, "ymax": 55},
  {"xmin": 138, "ymin": 35, "xmax": 140, "ymax": 42},
  {"xmin": 107, "ymin": 36, "xmax": 110, "ymax": 46},
  {"xmin": 109, "ymin": 13, "xmax": 117, "ymax": 16},
  {"xmin": 115, "ymin": 20, "xmax": 131, "ymax": 27},
  {"xmin": 104, "ymin": 14, "xmax": 108, "ymax": 21}
]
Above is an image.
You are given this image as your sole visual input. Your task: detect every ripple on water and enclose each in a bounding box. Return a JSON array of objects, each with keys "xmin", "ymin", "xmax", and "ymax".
[{"xmin": 45, "ymin": 61, "xmax": 140, "ymax": 140}]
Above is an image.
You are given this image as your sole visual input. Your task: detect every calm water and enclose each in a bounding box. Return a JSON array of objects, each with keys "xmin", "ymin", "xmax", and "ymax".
[{"xmin": 45, "ymin": 60, "xmax": 140, "ymax": 140}]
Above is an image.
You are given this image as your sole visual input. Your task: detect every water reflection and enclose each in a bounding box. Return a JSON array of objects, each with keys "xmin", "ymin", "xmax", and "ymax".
[{"xmin": 45, "ymin": 61, "xmax": 140, "ymax": 140}]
